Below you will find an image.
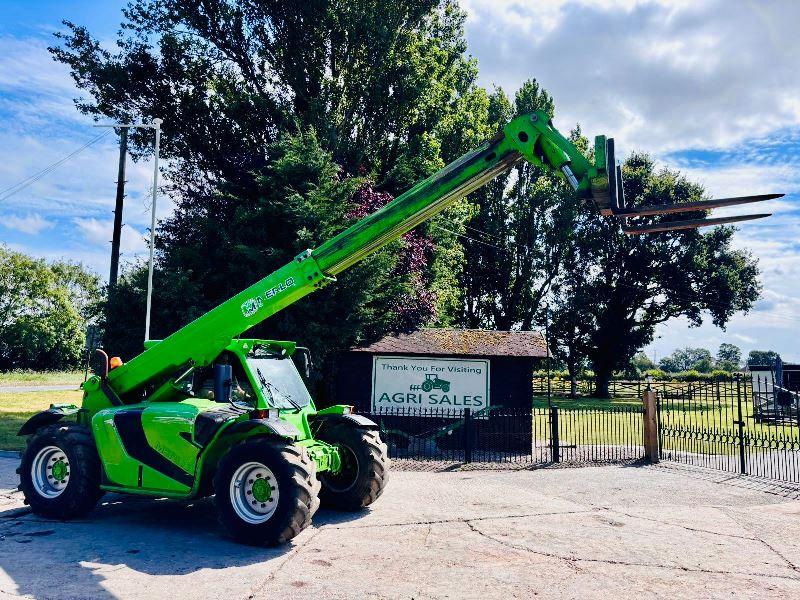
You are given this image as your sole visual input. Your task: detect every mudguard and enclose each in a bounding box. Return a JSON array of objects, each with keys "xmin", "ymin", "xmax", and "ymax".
[
  {"xmin": 311, "ymin": 413, "xmax": 378, "ymax": 430},
  {"xmin": 18, "ymin": 405, "xmax": 80, "ymax": 436},
  {"xmin": 222, "ymin": 418, "xmax": 301, "ymax": 441}
]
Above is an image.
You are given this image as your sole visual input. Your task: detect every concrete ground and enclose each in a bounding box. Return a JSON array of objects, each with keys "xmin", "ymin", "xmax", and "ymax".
[{"xmin": 2, "ymin": 457, "xmax": 800, "ymax": 599}]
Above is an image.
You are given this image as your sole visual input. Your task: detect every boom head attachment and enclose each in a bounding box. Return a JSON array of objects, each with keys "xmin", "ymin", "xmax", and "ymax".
[
  {"xmin": 589, "ymin": 136, "xmax": 779, "ymax": 235},
  {"xmin": 503, "ymin": 113, "xmax": 778, "ymax": 235}
]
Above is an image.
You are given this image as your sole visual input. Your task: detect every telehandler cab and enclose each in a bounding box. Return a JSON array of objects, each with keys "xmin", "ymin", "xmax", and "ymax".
[{"xmin": 17, "ymin": 109, "xmax": 780, "ymax": 545}]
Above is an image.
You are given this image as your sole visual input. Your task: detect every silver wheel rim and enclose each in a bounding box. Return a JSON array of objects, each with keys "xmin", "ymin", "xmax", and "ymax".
[
  {"xmin": 31, "ymin": 445, "xmax": 70, "ymax": 498},
  {"xmin": 229, "ymin": 462, "xmax": 279, "ymax": 524}
]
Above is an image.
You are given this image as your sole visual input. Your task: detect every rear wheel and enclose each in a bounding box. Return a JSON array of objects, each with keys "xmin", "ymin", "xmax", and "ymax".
[
  {"xmin": 18, "ymin": 424, "xmax": 103, "ymax": 519},
  {"xmin": 213, "ymin": 439, "xmax": 319, "ymax": 545},
  {"xmin": 318, "ymin": 425, "xmax": 389, "ymax": 510}
]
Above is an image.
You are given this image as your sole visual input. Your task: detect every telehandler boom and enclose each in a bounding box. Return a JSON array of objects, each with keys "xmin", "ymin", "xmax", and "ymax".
[{"xmin": 17, "ymin": 110, "xmax": 780, "ymax": 545}]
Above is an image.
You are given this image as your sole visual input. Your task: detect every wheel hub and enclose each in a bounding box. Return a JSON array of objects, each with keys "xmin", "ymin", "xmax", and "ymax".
[
  {"xmin": 31, "ymin": 445, "xmax": 70, "ymax": 498},
  {"xmin": 229, "ymin": 462, "xmax": 280, "ymax": 524},
  {"xmin": 51, "ymin": 459, "xmax": 68, "ymax": 481},
  {"xmin": 251, "ymin": 477, "xmax": 272, "ymax": 503}
]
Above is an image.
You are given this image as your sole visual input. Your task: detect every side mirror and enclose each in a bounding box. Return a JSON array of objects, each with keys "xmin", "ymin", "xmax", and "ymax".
[
  {"xmin": 93, "ymin": 349, "xmax": 110, "ymax": 379},
  {"xmin": 213, "ymin": 363, "xmax": 233, "ymax": 403},
  {"xmin": 295, "ymin": 347, "xmax": 313, "ymax": 379}
]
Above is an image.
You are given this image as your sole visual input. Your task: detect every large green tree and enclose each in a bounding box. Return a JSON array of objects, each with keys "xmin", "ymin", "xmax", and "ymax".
[
  {"xmin": 105, "ymin": 133, "xmax": 424, "ymax": 379},
  {"xmin": 51, "ymin": 0, "xmax": 478, "ymax": 187},
  {"xmin": 52, "ymin": 1, "xmax": 487, "ymax": 380},
  {"xmin": 548, "ymin": 155, "xmax": 761, "ymax": 396},
  {"xmin": 747, "ymin": 349, "xmax": 781, "ymax": 367},
  {"xmin": 0, "ymin": 247, "xmax": 101, "ymax": 370},
  {"xmin": 459, "ymin": 80, "xmax": 578, "ymax": 330},
  {"xmin": 658, "ymin": 347, "xmax": 714, "ymax": 373},
  {"xmin": 715, "ymin": 342, "xmax": 743, "ymax": 371}
]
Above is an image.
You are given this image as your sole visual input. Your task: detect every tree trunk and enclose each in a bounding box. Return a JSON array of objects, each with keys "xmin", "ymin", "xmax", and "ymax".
[
  {"xmin": 567, "ymin": 354, "xmax": 578, "ymax": 398},
  {"xmin": 594, "ymin": 369, "xmax": 612, "ymax": 398}
]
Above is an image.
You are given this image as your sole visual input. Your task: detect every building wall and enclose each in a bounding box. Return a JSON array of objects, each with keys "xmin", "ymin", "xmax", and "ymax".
[{"xmin": 332, "ymin": 352, "xmax": 537, "ymax": 411}]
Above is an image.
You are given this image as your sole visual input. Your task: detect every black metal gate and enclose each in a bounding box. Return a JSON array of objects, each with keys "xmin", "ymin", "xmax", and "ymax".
[
  {"xmin": 658, "ymin": 375, "xmax": 800, "ymax": 482},
  {"xmin": 365, "ymin": 404, "xmax": 645, "ymax": 466}
]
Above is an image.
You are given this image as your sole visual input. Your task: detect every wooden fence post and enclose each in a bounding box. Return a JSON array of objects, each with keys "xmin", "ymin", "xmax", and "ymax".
[{"xmin": 642, "ymin": 388, "xmax": 659, "ymax": 463}]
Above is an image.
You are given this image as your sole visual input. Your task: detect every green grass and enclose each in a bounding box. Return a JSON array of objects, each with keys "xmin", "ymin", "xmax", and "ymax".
[
  {"xmin": 532, "ymin": 396, "xmax": 641, "ymax": 410},
  {"xmin": 531, "ymin": 395, "xmax": 800, "ymax": 454},
  {"xmin": 0, "ymin": 370, "xmax": 84, "ymax": 386},
  {"xmin": 0, "ymin": 390, "xmax": 83, "ymax": 451},
  {"xmin": 532, "ymin": 396, "xmax": 644, "ymax": 446}
]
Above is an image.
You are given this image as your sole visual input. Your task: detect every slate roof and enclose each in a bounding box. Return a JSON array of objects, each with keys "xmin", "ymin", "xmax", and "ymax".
[{"xmin": 352, "ymin": 328, "xmax": 547, "ymax": 358}]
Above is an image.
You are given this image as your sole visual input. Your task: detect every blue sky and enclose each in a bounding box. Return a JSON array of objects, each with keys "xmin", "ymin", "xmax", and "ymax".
[{"xmin": 1, "ymin": 0, "xmax": 799, "ymax": 363}]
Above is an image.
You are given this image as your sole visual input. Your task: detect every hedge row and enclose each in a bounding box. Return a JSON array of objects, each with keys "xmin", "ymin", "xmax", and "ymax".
[{"xmin": 533, "ymin": 369, "xmax": 746, "ymax": 382}]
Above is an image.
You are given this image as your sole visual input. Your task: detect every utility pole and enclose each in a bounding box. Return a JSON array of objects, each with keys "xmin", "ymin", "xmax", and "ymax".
[
  {"xmin": 109, "ymin": 128, "xmax": 128, "ymax": 287},
  {"xmin": 95, "ymin": 119, "xmax": 164, "ymax": 343}
]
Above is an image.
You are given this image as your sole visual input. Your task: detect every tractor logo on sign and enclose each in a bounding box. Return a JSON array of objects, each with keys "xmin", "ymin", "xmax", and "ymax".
[{"xmin": 410, "ymin": 373, "xmax": 451, "ymax": 393}]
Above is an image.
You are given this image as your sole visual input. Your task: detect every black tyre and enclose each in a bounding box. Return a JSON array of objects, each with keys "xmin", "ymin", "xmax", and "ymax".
[
  {"xmin": 18, "ymin": 423, "xmax": 103, "ymax": 519},
  {"xmin": 318, "ymin": 425, "xmax": 389, "ymax": 510},
  {"xmin": 213, "ymin": 439, "xmax": 319, "ymax": 545}
]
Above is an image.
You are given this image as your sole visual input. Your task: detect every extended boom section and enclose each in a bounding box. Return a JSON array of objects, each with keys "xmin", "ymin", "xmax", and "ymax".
[{"xmin": 104, "ymin": 111, "xmax": 606, "ymax": 397}]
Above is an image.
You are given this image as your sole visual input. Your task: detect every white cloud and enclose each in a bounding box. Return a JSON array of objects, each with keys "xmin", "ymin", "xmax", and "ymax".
[
  {"xmin": 2, "ymin": 213, "xmax": 54, "ymax": 234},
  {"xmin": 0, "ymin": 35, "xmax": 175, "ymax": 244},
  {"xmin": 461, "ymin": 0, "xmax": 800, "ymax": 154},
  {"xmin": 73, "ymin": 217, "xmax": 148, "ymax": 254}
]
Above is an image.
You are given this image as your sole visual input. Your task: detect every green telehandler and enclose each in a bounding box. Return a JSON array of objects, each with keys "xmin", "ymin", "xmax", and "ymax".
[{"xmin": 16, "ymin": 110, "xmax": 780, "ymax": 545}]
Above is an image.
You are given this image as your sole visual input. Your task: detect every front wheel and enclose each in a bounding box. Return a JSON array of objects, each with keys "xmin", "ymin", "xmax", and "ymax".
[
  {"xmin": 213, "ymin": 439, "xmax": 320, "ymax": 545},
  {"xmin": 18, "ymin": 424, "xmax": 103, "ymax": 519},
  {"xmin": 318, "ymin": 425, "xmax": 389, "ymax": 511}
]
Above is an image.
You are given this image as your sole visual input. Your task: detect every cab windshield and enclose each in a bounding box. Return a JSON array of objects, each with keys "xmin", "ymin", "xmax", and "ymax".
[{"xmin": 246, "ymin": 352, "xmax": 311, "ymax": 410}]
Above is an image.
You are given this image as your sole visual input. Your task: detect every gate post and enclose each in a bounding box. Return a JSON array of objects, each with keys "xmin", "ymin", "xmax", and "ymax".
[
  {"xmin": 549, "ymin": 406, "xmax": 560, "ymax": 463},
  {"xmin": 643, "ymin": 387, "xmax": 660, "ymax": 463},
  {"xmin": 463, "ymin": 408, "xmax": 472, "ymax": 464},
  {"xmin": 735, "ymin": 374, "xmax": 747, "ymax": 474}
]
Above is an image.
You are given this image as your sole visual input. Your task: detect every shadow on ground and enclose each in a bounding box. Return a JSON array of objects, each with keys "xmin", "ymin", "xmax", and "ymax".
[{"xmin": 0, "ymin": 492, "xmax": 363, "ymax": 599}]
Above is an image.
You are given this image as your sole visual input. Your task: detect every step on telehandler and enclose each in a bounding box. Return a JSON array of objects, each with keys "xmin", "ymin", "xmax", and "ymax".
[{"xmin": 17, "ymin": 109, "xmax": 781, "ymax": 545}]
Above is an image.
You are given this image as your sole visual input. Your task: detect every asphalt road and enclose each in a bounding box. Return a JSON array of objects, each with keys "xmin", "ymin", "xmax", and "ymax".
[{"xmin": 2, "ymin": 457, "xmax": 800, "ymax": 599}]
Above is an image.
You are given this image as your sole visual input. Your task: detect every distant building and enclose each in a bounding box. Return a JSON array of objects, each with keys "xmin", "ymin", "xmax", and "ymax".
[{"xmin": 749, "ymin": 362, "xmax": 800, "ymax": 423}]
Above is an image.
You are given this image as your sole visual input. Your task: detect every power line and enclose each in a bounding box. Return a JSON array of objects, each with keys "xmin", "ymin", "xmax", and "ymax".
[
  {"xmin": 0, "ymin": 130, "xmax": 112, "ymax": 203},
  {"xmin": 430, "ymin": 223, "xmax": 509, "ymax": 253}
]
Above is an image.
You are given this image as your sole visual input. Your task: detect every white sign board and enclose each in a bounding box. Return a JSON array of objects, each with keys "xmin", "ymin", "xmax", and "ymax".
[{"xmin": 371, "ymin": 355, "xmax": 490, "ymax": 416}]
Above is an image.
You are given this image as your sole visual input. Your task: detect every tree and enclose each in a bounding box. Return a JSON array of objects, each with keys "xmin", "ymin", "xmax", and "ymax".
[
  {"xmin": 53, "ymin": 1, "xmax": 486, "ymax": 379},
  {"xmin": 0, "ymin": 247, "xmax": 100, "ymax": 370},
  {"xmin": 716, "ymin": 343, "xmax": 742, "ymax": 372},
  {"xmin": 459, "ymin": 80, "xmax": 577, "ymax": 330},
  {"xmin": 105, "ymin": 133, "xmax": 432, "ymax": 385},
  {"xmin": 630, "ymin": 351, "xmax": 655, "ymax": 374},
  {"xmin": 549, "ymin": 154, "xmax": 761, "ymax": 396},
  {"xmin": 747, "ymin": 349, "xmax": 781, "ymax": 367},
  {"xmin": 51, "ymin": 1, "xmax": 478, "ymax": 186},
  {"xmin": 659, "ymin": 347, "xmax": 714, "ymax": 373}
]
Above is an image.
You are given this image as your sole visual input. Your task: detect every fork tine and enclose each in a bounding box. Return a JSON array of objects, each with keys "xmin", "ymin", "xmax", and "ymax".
[
  {"xmin": 613, "ymin": 194, "xmax": 782, "ymax": 218},
  {"xmin": 623, "ymin": 213, "xmax": 772, "ymax": 235}
]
